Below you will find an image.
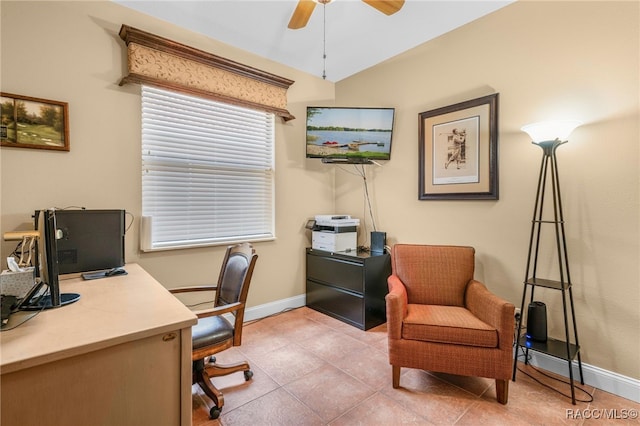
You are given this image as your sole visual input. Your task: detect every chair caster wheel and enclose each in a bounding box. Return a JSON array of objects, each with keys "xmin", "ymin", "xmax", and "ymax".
[
  {"xmin": 244, "ymin": 370, "xmax": 253, "ymax": 381},
  {"xmin": 209, "ymin": 406, "xmax": 221, "ymax": 420}
]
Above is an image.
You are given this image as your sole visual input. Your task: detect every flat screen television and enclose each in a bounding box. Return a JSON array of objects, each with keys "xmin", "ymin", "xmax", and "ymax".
[
  {"xmin": 54, "ymin": 209, "xmax": 126, "ymax": 275},
  {"xmin": 306, "ymin": 107, "xmax": 395, "ymax": 163}
]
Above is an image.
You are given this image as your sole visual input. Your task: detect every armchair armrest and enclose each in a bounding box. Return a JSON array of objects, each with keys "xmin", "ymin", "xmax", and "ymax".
[
  {"xmin": 386, "ymin": 275, "xmax": 408, "ymax": 339},
  {"xmin": 465, "ymin": 280, "xmax": 515, "ymax": 350}
]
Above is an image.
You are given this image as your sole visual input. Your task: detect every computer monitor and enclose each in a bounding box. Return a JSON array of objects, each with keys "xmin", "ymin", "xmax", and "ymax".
[
  {"xmin": 54, "ymin": 209, "xmax": 126, "ymax": 275},
  {"xmin": 22, "ymin": 209, "xmax": 81, "ymax": 310}
]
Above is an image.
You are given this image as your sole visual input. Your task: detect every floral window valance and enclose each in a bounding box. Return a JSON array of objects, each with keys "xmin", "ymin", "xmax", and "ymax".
[{"xmin": 118, "ymin": 25, "xmax": 295, "ymax": 121}]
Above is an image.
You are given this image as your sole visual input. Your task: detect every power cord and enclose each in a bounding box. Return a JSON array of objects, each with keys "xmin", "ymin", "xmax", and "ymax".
[
  {"xmin": 183, "ymin": 302, "xmax": 300, "ymax": 326},
  {"xmin": 0, "ymin": 284, "xmax": 49, "ymax": 332},
  {"xmin": 243, "ymin": 306, "xmax": 300, "ymax": 326},
  {"xmin": 185, "ymin": 300, "xmax": 215, "ymax": 308},
  {"xmin": 335, "ymin": 163, "xmax": 379, "ymax": 250},
  {"xmin": 513, "ymin": 312, "xmax": 523, "ymax": 347},
  {"xmin": 515, "ymin": 347, "xmax": 593, "ymax": 403},
  {"xmin": 335, "ymin": 163, "xmax": 383, "ymax": 250},
  {"xmin": 512, "ymin": 314, "xmax": 592, "ymax": 403},
  {"xmin": 125, "ymin": 211, "xmax": 135, "ymax": 233},
  {"xmin": 356, "ymin": 164, "xmax": 377, "ymax": 233}
]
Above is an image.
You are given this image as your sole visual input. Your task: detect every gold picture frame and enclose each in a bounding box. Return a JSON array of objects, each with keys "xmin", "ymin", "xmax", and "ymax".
[
  {"xmin": 1, "ymin": 92, "xmax": 69, "ymax": 151},
  {"xmin": 419, "ymin": 93, "xmax": 498, "ymax": 200}
]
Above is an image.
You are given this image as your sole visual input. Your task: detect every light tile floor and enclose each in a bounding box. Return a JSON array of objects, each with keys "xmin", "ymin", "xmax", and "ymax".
[{"xmin": 192, "ymin": 307, "xmax": 639, "ymax": 425}]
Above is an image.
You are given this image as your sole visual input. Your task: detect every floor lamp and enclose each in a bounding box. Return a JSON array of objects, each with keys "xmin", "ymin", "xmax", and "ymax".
[
  {"xmin": 521, "ymin": 119, "xmax": 582, "ymax": 284},
  {"xmin": 514, "ymin": 119, "xmax": 584, "ymax": 404}
]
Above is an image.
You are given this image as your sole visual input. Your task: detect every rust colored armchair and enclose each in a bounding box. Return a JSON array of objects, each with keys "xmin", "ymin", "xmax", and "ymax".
[{"xmin": 385, "ymin": 244, "xmax": 514, "ymax": 404}]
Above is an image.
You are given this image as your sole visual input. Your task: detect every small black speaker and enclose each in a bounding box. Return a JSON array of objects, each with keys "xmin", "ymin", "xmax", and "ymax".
[
  {"xmin": 371, "ymin": 231, "xmax": 386, "ymax": 254},
  {"xmin": 526, "ymin": 301, "xmax": 547, "ymax": 342}
]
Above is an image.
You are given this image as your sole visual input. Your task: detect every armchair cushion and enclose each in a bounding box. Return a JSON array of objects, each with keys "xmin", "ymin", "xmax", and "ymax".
[
  {"xmin": 403, "ymin": 304, "xmax": 498, "ymax": 348},
  {"xmin": 192, "ymin": 315, "xmax": 234, "ymax": 351}
]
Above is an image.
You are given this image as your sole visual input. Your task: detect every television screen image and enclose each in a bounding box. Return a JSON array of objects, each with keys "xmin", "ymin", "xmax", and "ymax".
[{"xmin": 306, "ymin": 107, "xmax": 395, "ymax": 162}]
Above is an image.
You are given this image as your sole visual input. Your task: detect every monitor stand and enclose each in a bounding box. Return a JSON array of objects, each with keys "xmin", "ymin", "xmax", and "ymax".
[{"xmin": 21, "ymin": 293, "xmax": 81, "ymax": 310}]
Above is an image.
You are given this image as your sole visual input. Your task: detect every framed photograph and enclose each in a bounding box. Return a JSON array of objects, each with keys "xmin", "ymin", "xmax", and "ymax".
[
  {"xmin": 1, "ymin": 92, "xmax": 69, "ymax": 151},
  {"xmin": 419, "ymin": 93, "xmax": 498, "ymax": 200}
]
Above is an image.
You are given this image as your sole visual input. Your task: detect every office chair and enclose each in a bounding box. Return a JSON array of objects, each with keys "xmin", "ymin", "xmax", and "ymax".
[
  {"xmin": 386, "ymin": 244, "xmax": 514, "ymax": 404},
  {"xmin": 170, "ymin": 242, "xmax": 258, "ymax": 419}
]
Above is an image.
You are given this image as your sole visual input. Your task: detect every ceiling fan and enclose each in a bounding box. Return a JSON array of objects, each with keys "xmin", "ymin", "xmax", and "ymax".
[{"xmin": 288, "ymin": 0, "xmax": 405, "ymax": 29}]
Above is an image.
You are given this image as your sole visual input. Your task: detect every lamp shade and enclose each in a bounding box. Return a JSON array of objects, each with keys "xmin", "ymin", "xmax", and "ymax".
[{"xmin": 521, "ymin": 120, "xmax": 582, "ymax": 142}]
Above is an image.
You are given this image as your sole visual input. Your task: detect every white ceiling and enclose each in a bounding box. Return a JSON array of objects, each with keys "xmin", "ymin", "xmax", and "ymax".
[{"xmin": 114, "ymin": 0, "xmax": 514, "ymax": 82}]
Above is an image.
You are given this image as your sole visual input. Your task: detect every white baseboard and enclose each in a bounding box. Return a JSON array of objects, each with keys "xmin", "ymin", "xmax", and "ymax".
[
  {"xmin": 244, "ymin": 294, "xmax": 306, "ymax": 322},
  {"xmin": 245, "ymin": 296, "xmax": 639, "ymax": 404},
  {"xmin": 517, "ymin": 348, "xmax": 640, "ymax": 403}
]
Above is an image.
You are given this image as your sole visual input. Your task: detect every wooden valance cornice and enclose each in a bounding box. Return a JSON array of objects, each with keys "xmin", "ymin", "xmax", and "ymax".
[{"xmin": 118, "ymin": 25, "xmax": 295, "ymax": 121}]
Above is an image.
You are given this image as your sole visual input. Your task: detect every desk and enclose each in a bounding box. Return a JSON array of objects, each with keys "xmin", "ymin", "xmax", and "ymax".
[{"xmin": 0, "ymin": 263, "xmax": 197, "ymax": 426}]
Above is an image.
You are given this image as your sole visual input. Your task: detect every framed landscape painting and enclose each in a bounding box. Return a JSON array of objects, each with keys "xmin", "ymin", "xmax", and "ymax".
[
  {"xmin": 418, "ymin": 93, "xmax": 498, "ymax": 200},
  {"xmin": 1, "ymin": 92, "xmax": 69, "ymax": 151}
]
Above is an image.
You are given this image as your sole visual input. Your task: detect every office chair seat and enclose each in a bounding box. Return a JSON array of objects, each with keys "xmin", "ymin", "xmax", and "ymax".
[{"xmin": 192, "ymin": 316, "xmax": 234, "ymax": 350}]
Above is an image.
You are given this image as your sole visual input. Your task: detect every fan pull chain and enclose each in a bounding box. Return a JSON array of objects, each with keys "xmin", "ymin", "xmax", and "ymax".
[{"xmin": 322, "ymin": 2, "xmax": 326, "ymax": 80}]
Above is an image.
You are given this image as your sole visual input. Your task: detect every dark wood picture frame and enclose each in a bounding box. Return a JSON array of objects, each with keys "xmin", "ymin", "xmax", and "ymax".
[
  {"xmin": 1, "ymin": 92, "xmax": 69, "ymax": 151},
  {"xmin": 419, "ymin": 93, "xmax": 498, "ymax": 200}
]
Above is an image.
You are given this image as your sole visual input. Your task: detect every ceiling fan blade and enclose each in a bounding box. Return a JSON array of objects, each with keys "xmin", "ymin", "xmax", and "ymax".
[
  {"xmin": 362, "ymin": 0, "xmax": 405, "ymax": 16},
  {"xmin": 288, "ymin": 0, "xmax": 317, "ymax": 29}
]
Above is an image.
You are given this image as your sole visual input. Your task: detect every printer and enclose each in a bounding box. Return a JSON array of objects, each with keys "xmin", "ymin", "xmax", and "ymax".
[{"xmin": 311, "ymin": 215, "xmax": 359, "ymax": 253}]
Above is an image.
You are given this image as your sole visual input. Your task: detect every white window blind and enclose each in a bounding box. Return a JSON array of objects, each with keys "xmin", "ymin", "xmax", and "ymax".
[{"xmin": 141, "ymin": 85, "xmax": 275, "ymax": 251}]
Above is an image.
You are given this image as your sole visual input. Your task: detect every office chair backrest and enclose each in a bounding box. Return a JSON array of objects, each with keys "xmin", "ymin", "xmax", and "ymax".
[
  {"xmin": 215, "ymin": 243, "xmax": 257, "ymax": 346},
  {"xmin": 391, "ymin": 244, "xmax": 475, "ymax": 307},
  {"xmin": 215, "ymin": 242, "xmax": 257, "ymax": 307}
]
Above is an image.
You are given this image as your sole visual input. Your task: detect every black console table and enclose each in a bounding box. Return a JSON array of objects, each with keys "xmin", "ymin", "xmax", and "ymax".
[{"xmin": 306, "ymin": 248, "xmax": 391, "ymax": 330}]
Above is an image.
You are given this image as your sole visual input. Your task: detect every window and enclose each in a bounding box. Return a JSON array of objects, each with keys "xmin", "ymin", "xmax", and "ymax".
[{"xmin": 141, "ymin": 85, "xmax": 275, "ymax": 251}]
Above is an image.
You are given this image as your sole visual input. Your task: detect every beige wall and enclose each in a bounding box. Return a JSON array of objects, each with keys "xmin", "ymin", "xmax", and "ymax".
[
  {"xmin": 0, "ymin": 1, "xmax": 335, "ymax": 308},
  {"xmin": 1, "ymin": 1, "xmax": 638, "ymax": 382},
  {"xmin": 334, "ymin": 1, "xmax": 639, "ymax": 380}
]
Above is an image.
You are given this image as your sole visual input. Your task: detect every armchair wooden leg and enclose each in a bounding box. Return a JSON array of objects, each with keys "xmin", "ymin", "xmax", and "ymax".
[
  {"xmin": 496, "ymin": 379, "xmax": 509, "ymax": 404},
  {"xmin": 392, "ymin": 365, "xmax": 401, "ymax": 388}
]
